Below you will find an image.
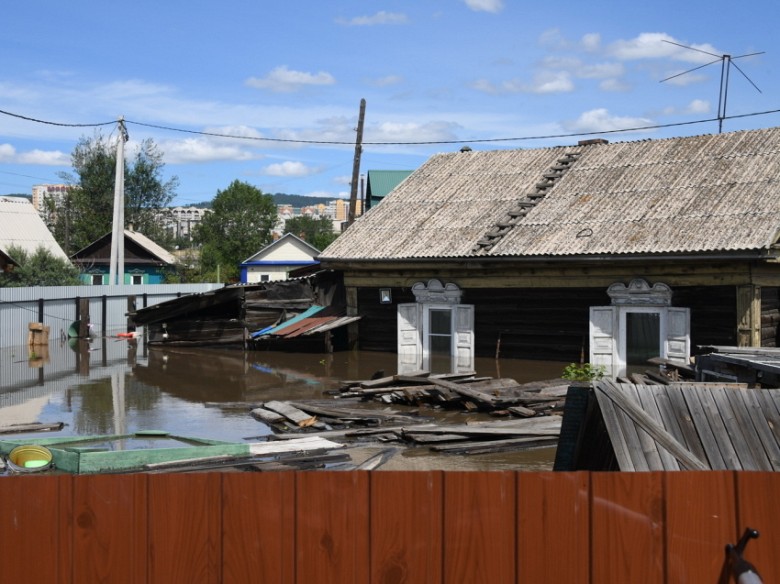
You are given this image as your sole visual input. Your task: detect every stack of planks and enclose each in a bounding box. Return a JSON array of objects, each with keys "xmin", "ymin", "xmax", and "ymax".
[
  {"xmin": 334, "ymin": 370, "xmax": 570, "ymax": 417},
  {"xmin": 215, "ymin": 370, "xmax": 568, "ymax": 464}
]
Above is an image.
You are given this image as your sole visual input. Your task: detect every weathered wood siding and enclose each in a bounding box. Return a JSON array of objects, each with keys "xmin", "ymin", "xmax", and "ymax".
[
  {"xmin": 762, "ymin": 287, "xmax": 780, "ymax": 346},
  {"xmin": 1, "ymin": 471, "xmax": 777, "ymax": 583},
  {"xmin": 356, "ymin": 285, "xmax": 738, "ymax": 361}
]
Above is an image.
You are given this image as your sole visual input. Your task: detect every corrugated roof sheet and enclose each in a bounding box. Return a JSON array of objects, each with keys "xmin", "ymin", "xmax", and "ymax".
[
  {"xmin": 367, "ymin": 170, "xmax": 413, "ymax": 197},
  {"xmin": 321, "ymin": 127, "xmax": 780, "ymax": 260},
  {"xmin": 0, "ymin": 197, "xmax": 69, "ymax": 261},
  {"xmin": 251, "ymin": 305, "xmax": 360, "ymax": 339}
]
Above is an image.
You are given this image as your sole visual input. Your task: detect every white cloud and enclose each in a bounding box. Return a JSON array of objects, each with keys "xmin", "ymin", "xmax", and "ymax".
[
  {"xmin": 464, "ymin": 0, "xmax": 504, "ymax": 13},
  {"xmin": 159, "ymin": 137, "xmax": 258, "ymax": 164},
  {"xmin": 599, "ymin": 78, "xmax": 631, "ymax": 92},
  {"xmin": 263, "ymin": 161, "xmax": 318, "ymax": 177},
  {"xmin": 581, "ymin": 33, "xmax": 601, "ymax": 52},
  {"xmin": 686, "ymin": 99, "xmax": 710, "ymax": 114},
  {"xmin": 471, "ymin": 71, "xmax": 574, "ymax": 95},
  {"xmin": 0, "ymin": 143, "xmax": 68, "ymax": 165},
  {"xmin": 608, "ymin": 33, "xmax": 720, "ymax": 64},
  {"xmin": 0, "ymin": 144, "xmax": 16, "ymax": 161},
  {"xmin": 564, "ymin": 108, "xmax": 653, "ymax": 133},
  {"xmin": 370, "ymin": 75, "xmax": 404, "ymax": 87},
  {"xmin": 337, "ymin": 11, "xmax": 408, "ymax": 25},
  {"xmin": 246, "ymin": 66, "xmax": 336, "ymax": 93},
  {"xmin": 17, "ymin": 149, "xmax": 69, "ymax": 165}
]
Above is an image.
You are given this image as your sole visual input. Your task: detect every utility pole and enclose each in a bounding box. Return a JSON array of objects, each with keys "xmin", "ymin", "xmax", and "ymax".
[
  {"xmin": 108, "ymin": 116, "xmax": 129, "ymax": 285},
  {"xmin": 348, "ymin": 99, "xmax": 366, "ymax": 227}
]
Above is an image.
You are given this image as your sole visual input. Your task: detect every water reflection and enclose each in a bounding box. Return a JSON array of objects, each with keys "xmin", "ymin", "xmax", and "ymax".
[{"xmin": 1, "ymin": 341, "xmax": 570, "ymax": 470}]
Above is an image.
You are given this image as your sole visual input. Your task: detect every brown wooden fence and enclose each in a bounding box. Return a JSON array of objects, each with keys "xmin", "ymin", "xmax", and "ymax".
[{"xmin": 1, "ymin": 470, "xmax": 778, "ymax": 583}]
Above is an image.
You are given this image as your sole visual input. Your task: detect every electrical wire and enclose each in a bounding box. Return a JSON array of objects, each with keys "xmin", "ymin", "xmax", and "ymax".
[{"xmin": 2, "ymin": 106, "xmax": 780, "ymax": 147}]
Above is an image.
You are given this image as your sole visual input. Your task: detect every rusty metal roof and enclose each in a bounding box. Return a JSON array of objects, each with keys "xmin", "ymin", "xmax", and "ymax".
[
  {"xmin": 253, "ymin": 306, "xmax": 361, "ymax": 339},
  {"xmin": 320, "ymin": 127, "xmax": 780, "ymax": 261}
]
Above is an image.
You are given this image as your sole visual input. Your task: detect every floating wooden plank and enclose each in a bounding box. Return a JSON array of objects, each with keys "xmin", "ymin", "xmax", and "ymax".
[
  {"xmin": 250, "ymin": 407, "xmax": 286, "ymax": 425},
  {"xmin": 431, "ymin": 435, "xmax": 559, "ymax": 455},
  {"xmin": 427, "ymin": 377, "xmax": 498, "ymax": 408},
  {"xmin": 263, "ymin": 401, "xmax": 316, "ymax": 427},
  {"xmin": 247, "ymin": 436, "xmax": 344, "ymax": 456},
  {"xmin": 0, "ymin": 422, "xmax": 64, "ymax": 435}
]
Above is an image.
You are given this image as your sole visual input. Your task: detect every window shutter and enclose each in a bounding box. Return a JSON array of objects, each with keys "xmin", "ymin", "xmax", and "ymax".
[
  {"xmin": 665, "ymin": 307, "xmax": 690, "ymax": 365},
  {"xmin": 397, "ymin": 303, "xmax": 422, "ymax": 372},
  {"xmin": 589, "ymin": 306, "xmax": 616, "ymax": 377},
  {"xmin": 454, "ymin": 304, "xmax": 475, "ymax": 373}
]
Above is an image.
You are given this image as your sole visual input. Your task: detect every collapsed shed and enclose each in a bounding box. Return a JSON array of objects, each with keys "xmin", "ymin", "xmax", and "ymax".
[
  {"xmin": 555, "ymin": 380, "xmax": 780, "ymax": 471},
  {"xmin": 129, "ymin": 271, "xmax": 348, "ymax": 348}
]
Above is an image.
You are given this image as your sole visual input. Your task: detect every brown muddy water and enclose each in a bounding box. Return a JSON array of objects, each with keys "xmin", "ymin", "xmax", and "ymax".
[{"xmin": 0, "ymin": 340, "xmax": 570, "ymax": 472}]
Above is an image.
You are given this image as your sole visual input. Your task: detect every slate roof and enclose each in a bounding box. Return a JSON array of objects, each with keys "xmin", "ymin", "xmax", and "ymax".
[
  {"xmin": 0, "ymin": 196, "xmax": 69, "ymax": 262},
  {"xmin": 321, "ymin": 127, "xmax": 780, "ymax": 261}
]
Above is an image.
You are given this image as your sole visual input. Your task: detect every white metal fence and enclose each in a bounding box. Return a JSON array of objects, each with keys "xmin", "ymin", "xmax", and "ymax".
[{"xmin": 0, "ymin": 284, "xmax": 221, "ymax": 350}]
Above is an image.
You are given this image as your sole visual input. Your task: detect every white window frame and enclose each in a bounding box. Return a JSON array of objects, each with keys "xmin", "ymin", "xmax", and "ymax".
[
  {"xmin": 397, "ymin": 279, "xmax": 474, "ymax": 374},
  {"xmin": 589, "ymin": 279, "xmax": 690, "ymax": 378}
]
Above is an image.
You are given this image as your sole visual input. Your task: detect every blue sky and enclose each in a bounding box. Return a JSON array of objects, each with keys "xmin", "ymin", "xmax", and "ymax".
[{"xmin": 1, "ymin": 1, "xmax": 778, "ymax": 206}]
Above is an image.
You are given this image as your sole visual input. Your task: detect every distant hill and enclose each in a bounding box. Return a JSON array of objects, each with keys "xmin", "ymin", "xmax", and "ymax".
[
  {"xmin": 184, "ymin": 193, "xmax": 335, "ymax": 209},
  {"xmin": 270, "ymin": 193, "xmax": 333, "ymax": 207}
]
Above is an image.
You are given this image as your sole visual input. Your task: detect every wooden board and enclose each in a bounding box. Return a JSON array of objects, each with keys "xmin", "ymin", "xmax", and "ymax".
[
  {"xmin": 735, "ymin": 472, "xmax": 780, "ymax": 583},
  {"xmin": 591, "ymin": 472, "xmax": 665, "ymax": 582},
  {"xmin": 664, "ymin": 471, "xmax": 736, "ymax": 583},
  {"xmin": 443, "ymin": 472, "xmax": 516, "ymax": 583},
  {"xmin": 370, "ymin": 471, "xmax": 443, "ymax": 584},
  {"xmin": 147, "ymin": 473, "xmax": 222, "ymax": 583},
  {"xmin": 295, "ymin": 471, "xmax": 370, "ymax": 584},
  {"xmin": 72, "ymin": 474, "xmax": 148, "ymax": 583},
  {"xmin": 517, "ymin": 472, "xmax": 589, "ymax": 582},
  {"xmin": 222, "ymin": 473, "xmax": 295, "ymax": 584}
]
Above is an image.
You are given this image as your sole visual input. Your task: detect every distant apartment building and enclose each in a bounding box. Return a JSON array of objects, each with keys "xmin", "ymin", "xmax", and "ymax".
[
  {"xmin": 160, "ymin": 206, "xmax": 211, "ymax": 240},
  {"xmin": 32, "ymin": 184, "xmax": 70, "ymax": 212}
]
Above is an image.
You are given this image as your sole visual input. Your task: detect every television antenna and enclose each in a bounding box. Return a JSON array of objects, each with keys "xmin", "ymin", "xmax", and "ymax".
[{"xmin": 660, "ymin": 40, "xmax": 764, "ymax": 133}]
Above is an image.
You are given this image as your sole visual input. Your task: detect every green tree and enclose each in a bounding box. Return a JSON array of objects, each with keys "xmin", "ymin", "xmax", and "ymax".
[
  {"xmin": 55, "ymin": 132, "xmax": 178, "ymax": 255},
  {"xmin": 283, "ymin": 215, "xmax": 338, "ymax": 251},
  {"xmin": 0, "ymin": 245, "xmax": 81, "ymax": 287},
  {"xmin": 193, "ymin": 180, "xmax": 277, "ymax": 282}
]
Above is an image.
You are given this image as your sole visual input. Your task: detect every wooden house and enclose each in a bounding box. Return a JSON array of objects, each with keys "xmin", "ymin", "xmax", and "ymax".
[
  {"xmin": 318, "ymin": 127, "xmax": 780, "ymax": 376},
  {"xmin": 239, "ymin": 233, "xmax": 320, "ymax": 284},
  {"xmin": 71, "ymin": 229, "xmax": 176, "ymax": 285}
]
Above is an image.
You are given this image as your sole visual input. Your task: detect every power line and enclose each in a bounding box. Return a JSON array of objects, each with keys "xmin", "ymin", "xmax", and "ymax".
[
  {"xmin": 0, "ymin": 108, "xmax": 114, "ymax": 128},
  {"xmin": 2, "ymin": 106, "xmax": 780, "ymax": 147}
]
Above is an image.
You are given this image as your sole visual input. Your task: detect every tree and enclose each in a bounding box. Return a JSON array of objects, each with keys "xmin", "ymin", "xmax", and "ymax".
[
  {"xmin": 193, "ymin": 180, "xmax": 277, "ymax": 282},
  {"xmin": 0, "ymin": 245, "xmax": 81, "ymax": 287},
  {"xmin": 283, "ymin": 215, "xmax": 339, "ymax": 251},
  {"xmin": 54, "ymin": 132, "xmax": 178, "ymax": 255}
]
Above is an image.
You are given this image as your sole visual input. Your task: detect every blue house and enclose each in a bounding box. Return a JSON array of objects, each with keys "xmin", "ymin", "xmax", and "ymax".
[{"xmin": 71, "ymin": 229, "xmax": 176, "ymax": 285}]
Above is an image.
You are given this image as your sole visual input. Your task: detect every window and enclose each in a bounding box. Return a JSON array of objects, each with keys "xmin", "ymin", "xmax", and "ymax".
[
  {"xmin": 91, "ymin": 274, "xmax": 103, "ymax": 285},
  {"xmin": 589, "ymin": 279, "xmax": 690, "ymax": 378},
  {"xmin": 397, "ymin": 279, "xmax": 474, "ymax": 374},
  {"xmin": 131, "ymin": 274, "xmax": 143, "ymax": 285},
  {"xmin": 260, "ymin": 274, "xmax": 270, "ymax": 282}
]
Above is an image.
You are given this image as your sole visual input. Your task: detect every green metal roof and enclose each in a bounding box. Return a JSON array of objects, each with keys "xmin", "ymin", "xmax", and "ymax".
[{"xmin": 366, "ymin": 170, "xmax": 412, "ymax": 198}]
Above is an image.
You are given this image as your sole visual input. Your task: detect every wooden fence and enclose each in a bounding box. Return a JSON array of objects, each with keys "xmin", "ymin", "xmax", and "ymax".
[{"xmin": 1, "ymin": 470, "xmax": 778, "ymax": 583}]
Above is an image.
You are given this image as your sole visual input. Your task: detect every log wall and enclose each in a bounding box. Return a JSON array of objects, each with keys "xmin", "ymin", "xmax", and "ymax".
[
  {"xmin": 762, "ymin": 287, "xmax": 780, "ymax": 347},
  {"xmin": 1, "ymin": 471, "xmax": 777, "ymax": 583},
  {"xmin": 356, "ymin": 285, "xmax": 738, "ymax": 360}
]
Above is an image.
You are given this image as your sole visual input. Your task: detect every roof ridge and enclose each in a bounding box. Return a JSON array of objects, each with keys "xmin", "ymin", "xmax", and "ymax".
[{"xmin": 472, "ymin": 149, "xmax": 582, "ymax": 253}]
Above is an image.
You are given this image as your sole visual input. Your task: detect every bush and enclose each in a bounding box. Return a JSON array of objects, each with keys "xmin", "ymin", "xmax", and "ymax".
[{"xmin": 561, "ymin": 362, "xmax": 606, "ymax": 382}]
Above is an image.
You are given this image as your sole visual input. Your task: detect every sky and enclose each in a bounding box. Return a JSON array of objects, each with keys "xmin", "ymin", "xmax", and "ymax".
[{"xmin": 1, "ymin": 1, "xmax": 778, "ymax": 206}]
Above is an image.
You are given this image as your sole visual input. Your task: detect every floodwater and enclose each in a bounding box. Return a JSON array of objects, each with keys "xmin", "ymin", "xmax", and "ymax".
[{"xmin": 0, "ymin": 336, "xmax": 570, "ymax": 472}]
